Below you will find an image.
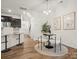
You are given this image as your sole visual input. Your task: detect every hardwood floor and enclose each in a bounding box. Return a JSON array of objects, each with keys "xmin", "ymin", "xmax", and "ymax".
[{"xmin": 1, "ymin": 37, "xmax": 77, "ymax": 59}]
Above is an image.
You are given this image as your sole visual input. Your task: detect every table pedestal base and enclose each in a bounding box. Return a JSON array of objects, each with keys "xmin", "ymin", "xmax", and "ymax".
[
  {"xmin": 16, "ymin": 43, "xmax": 23, "ymax": 46},
  {"xmin": 45, "ymin": 45, "xmax": 53, "ymax": 49}
]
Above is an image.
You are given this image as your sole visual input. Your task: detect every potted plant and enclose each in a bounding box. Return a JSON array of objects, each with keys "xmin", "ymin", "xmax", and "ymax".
[{"xmin": 41, "ymin": 22, "xmax": 51, "ymax": 34}]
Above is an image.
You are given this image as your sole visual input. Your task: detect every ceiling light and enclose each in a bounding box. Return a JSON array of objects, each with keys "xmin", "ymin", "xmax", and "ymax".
[
  {"xmin": 46, "ymin": 13, "xmax": 49, "ymax": 15},
  {"xmin": 26, "ymin": 12, "xmax": 32, "ymax": 17},
  {"xmin": 48, "ymin": 10, "xmax": 51, "ymax": 13},
  {"xmin": 23, "ymin": 11, "xmax": 26, "ymax": 14},
  {"xmin": 43, "ymin": 11, "xmax": 47, "ymax": 14},
  {"xmin": 8, "ymin": 9, "xmax": 12, "ymax": 12},
  {"xmin": 43, "ymin": 11, "xmax": 49, "ymax": 15}
]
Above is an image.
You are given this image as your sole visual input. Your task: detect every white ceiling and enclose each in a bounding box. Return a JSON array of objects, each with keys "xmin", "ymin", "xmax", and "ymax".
[{"xmin": 1, "ymin": 0, "xmax": 64, "ymax": 15}]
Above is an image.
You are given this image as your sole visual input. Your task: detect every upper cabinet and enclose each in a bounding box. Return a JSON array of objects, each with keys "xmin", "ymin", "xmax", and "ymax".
[
  {"xmin": 11, "ymin": 18, "xmax": 21, "ymax": 28},
  {"xmin": 1, "ymin": 15, "xmax": 21, "ymax": 28}
]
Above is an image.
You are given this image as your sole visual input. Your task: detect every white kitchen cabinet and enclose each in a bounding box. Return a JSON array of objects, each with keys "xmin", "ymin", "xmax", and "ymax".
[{"xmin": 1, "ymin": 27, "xmax": 24, "ymax": 51}]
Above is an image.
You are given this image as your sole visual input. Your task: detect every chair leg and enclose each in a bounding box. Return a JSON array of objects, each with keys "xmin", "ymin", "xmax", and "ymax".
[
  {"xmin": 41, "ymin": 36, "xmax": 42, "ymax": 50},
  {"xmin": 55, "ymin": 37, "xmax": 56, "ymax": 52},
  {"xmin": 60, "ymin": 37, "xmax": 62, "ymax": 51},
  {"xmin": 38, "ymin": 37, "xmax": 39, "ymax": 48}
]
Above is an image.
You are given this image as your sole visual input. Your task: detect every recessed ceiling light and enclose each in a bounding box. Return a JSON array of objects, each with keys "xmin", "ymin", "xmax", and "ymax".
[
  {"xmin": 23, "ymin": 11, "xmax": 26, "ymax": 14},
  {"xmin": 48, "ymin": 10, "xmax": 51, "ymax": 13},
  {"xmin": 8, "ymin": 9, "xmax": 12, "ymax": 12},
  {"xmin": 43, "ymin": 11, "xmax": 47, "ymax": 14},
  {"xmin": 26, "ymin": 12, "xmax": 32, "ymax": 17}
]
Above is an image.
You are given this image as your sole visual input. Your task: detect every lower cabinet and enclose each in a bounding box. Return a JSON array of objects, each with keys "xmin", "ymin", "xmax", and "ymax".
[
  {"xmin": 1, "ymin": 34, "xmax": 24, "ymax": 51},
  {"xmin": 1, "ymin": 43, "xmax": 5, "ymax": 51}
]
